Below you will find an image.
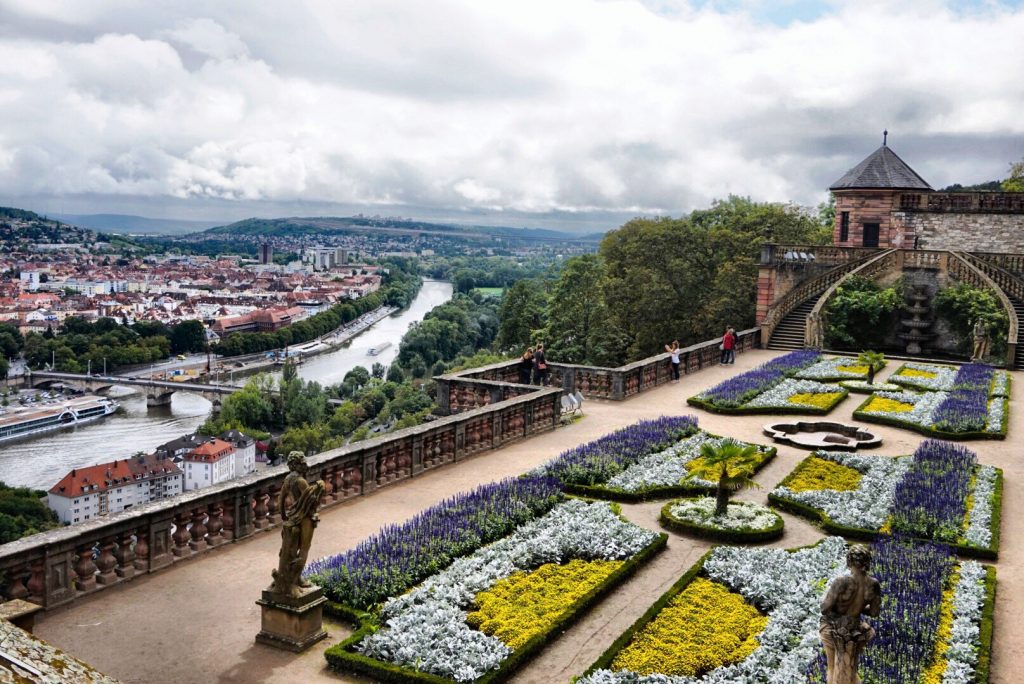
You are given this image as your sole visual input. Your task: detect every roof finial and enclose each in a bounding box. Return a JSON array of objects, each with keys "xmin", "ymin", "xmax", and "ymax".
[{"xmin": 883, "ymin": 129, "xmax": 888, "ymax": 146}]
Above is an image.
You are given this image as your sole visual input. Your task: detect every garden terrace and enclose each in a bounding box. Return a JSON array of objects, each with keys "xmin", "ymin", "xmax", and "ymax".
[{"xmin": 5, "ymin": 350, "xmax": 1024, "ymax": 683}]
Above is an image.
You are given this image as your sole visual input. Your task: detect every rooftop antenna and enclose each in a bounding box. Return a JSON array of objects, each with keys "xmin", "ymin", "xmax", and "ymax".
[{"xmin": 883, "ymin": 129, "xmax": 888, "ymax": 146}]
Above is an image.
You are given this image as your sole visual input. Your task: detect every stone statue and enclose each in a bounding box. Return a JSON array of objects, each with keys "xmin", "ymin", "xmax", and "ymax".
[
  {"xmin": 270, "ymin": 451, "xmax": 326, "ymax": 597},
  {"xmin": 971, "ymin": 318, "xmax": 990, "ymax": 362},
  {"xmin": 820, "ymin": 545, "xmax": 880, "ymax": 684}
]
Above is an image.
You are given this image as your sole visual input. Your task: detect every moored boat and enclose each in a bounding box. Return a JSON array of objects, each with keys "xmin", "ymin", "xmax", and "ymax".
[{"xmin": 0, "ymin": 395, "xmax": 119, "ymax": 443}]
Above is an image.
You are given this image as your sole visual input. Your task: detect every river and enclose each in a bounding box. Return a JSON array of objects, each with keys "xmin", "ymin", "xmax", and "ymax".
[{"xmin": 0, "ymin": 280, "xmax": 454, "ymax": 490}]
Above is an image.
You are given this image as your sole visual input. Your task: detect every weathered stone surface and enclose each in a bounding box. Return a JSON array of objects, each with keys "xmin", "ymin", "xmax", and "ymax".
[
  {"xmin": 0, "ymin": 619, "xmax": 120, "ymax": 683},
  {"xmin": 255, "ymin": 586, "xmax": 327, "ymax": 653}
]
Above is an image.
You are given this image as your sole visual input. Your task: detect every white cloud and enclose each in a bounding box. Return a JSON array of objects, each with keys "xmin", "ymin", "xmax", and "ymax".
[{"xmin": 1, "ymin": 0, "xmax": 1022, "ymax": 227}]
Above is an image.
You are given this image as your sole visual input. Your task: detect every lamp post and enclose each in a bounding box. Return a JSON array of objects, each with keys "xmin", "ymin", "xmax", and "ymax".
[{"xmin": 103, "ymin": 358, "xmax": 107, "ymax": 375}]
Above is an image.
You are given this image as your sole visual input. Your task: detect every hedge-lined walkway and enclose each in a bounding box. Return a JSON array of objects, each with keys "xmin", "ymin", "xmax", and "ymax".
[{"xmin": 33, "ymin": 351, "xmax": 1023, "ymax": 683}]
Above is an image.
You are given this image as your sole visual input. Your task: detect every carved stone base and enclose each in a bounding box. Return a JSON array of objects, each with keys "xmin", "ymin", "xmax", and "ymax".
[{"xmin": 255, "ymin": 585, "xmax": 328, "ymax": 652}]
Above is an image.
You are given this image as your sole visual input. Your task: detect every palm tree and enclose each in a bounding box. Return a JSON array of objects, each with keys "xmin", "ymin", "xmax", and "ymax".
[
  {"xmin": 857, "ymin": 350, "xmax": 885, "ymax": 385},
  {"xmin": 685, "ymin": 439, "xmax": 762, "ymax": 517}
]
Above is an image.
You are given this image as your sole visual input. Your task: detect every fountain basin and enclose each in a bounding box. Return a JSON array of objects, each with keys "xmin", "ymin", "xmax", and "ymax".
[{"xmin": 763, "ymin": 421, "xmax": 881, "ymax": 451}]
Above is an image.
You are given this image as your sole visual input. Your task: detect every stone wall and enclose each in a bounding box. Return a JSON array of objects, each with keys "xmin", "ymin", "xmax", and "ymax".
[
  {"xmin": 833, "ymin": 190, "xmax": 898, "ymax": 247},
  {"xmin": 895, "ymin": 212, "xmax": 1024, "ymax": 253}
]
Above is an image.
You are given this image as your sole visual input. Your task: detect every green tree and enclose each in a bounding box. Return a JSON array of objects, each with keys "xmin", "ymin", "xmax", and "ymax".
[
  {"xmin": 169, "ymin": 320, "xmax": 206, "ymax": 354},
  {"xmin": 935, "ymin": 284, "xmax": 1009, "ymax": 356},
  {"xmin": 1002, "ymin": 157, "xmax": 1024, "ymax": 192},
  {"xmin": 823, "ymin": 277, "xmax": 903, "ymax": 350},
  {"xmin": 496, "ymin": 279, "xmax": 547, "ymax": 352},
  {"xmin": 684, "ymin": 440, "xmax": 762, "ymax": 516},
  {"xmin": 386, "ymin": 364, "xmax": 405, "ymax": 383},
  {"xmin": 542, "ymin": 254, "xmax": 611, "ymax": 364},
  {"xmin": 856, "ymin": 351, "xmax": 885, "ymax": 385},
  {"xmin": 0, "ymin": 482, "xmax": 60, "ymax": 543},
  {"xmin": 219, "ymin": 382, "xmax": 275, "ymax": 432},
  {"xmin": 0, "ymin": 356, "xmax": 8, "ymax": 381},
  {"xmin": 371, "ymin": 362, "xmax": 386, "ymax": 379}
]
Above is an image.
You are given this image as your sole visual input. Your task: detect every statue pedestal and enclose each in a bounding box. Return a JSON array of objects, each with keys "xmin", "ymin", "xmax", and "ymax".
[{"xmin": 255, "ymin": 585, "xmax": 328, "ymax": 652}]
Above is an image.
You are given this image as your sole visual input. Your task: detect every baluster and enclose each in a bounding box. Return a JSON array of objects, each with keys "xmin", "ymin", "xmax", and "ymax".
[
  {"xmin": 320, "ymin": 467, "xmax": 334, "ymax": 504},
  {"xmin": 330, "ymin": 467, "xmax": 343, "ymax": 501},
  {"xmin": 110, "ymin": 532, "xmax": 135, "ymax": 580},
  {"xmin": 4, "ymin": 564, "xmax": 29, "ymax": 600},
  {"xmin": 219, "ymin": 498, "xmax": 235, "ymax": 541},
  {"xmin": 94, "ymin": 538, "xmax": 118, "ymax": 585},
  {"xmin": 26, "ymin": 560, "xmax": 45, "ymax": 601},
  {"xmin": 189, "ymin": 507, "xmax": 209, "ymax": 552},
  {"xmin": 172, "ymin": 511, "xmax": 192, "ymax": 557},
  {"xmin": 206, "ymin": 502, "xmax": 224, "ymax": 546},
  {"xmin": 253, "ymin": 489, "xmax": 270, "ymax": 529},
  {"xmin": 74, "ymin": 545, "xmax": 99, "ymax": 592},
  {"xmin": 267, "ymin": 484, "xmax": 282, "ymax": 525},
  {"xmin": 133, "ymin": 529, "xmax": 150, "ymax": 572}
]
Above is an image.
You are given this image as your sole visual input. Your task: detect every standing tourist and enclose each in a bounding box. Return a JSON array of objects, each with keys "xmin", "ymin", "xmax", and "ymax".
[
  {"xmin": 519, "ymin": 347, "xmax": 534, "ymax": 384},
  {"xmin": 664, "ymin": 340, "xmax": 681, "ymax": 383},
  {"xmin": 534, "ymin": 343, "xmax": 549, "ymax": 386},
  {"xmin": 720, "ymin": 326, "xmax": 736, "ymax": 365}
]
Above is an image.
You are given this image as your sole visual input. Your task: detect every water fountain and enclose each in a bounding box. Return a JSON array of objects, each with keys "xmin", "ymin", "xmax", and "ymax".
[{"xmin": 900, "ymin": 284, "xmax": 934, "ymax": 355}]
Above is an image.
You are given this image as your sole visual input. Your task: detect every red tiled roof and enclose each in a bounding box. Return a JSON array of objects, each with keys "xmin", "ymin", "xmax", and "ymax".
[{"xmin": 184, "ymin": 438, "xmax": 235, "ymax": 463}]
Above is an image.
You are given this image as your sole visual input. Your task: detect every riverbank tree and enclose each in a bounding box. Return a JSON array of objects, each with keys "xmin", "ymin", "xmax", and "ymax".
[{"xmin": 0, "ymin": 482, "xmax": 59, "ymax": 543}]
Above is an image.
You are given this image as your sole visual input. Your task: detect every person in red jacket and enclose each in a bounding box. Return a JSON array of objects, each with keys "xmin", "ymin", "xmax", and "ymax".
[{"xmin": 720, "ymin": 326, "xmax": 736, "ymax": 365}]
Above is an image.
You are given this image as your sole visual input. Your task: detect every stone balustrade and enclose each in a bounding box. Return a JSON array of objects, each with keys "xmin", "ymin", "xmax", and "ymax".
[
  {"xmin": 437, "ymin": 328, "xmax": 760, "ymax": 412},
  {"xmin": 898, "ymin": 192, "xmax": 1024, "ymax": 213},
  {"xmin": 0, "ymin": 387, "xmax": 561, "ymax": 610},
  {"xmin": 760, "ymin": 244, "xmax": 881, "ymax": 267}
]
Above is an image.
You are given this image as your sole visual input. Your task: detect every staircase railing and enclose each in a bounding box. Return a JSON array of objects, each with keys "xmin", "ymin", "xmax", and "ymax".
[
  {"xmin": 949, "ymin": 251, "xmax": 1018, "ymax": 367},
  {"xmin": 804, "ymin": 249, "xmax": 899, "ymax": 348},
  {"xmin": 760, "ymin": 254, "xmax": 877, "ymax": 347}
]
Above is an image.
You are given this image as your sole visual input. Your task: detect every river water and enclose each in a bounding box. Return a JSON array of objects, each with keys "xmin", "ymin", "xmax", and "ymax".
[{"xmin": 0, "ymin": 280, "xmax": 453, "ymax": 490}]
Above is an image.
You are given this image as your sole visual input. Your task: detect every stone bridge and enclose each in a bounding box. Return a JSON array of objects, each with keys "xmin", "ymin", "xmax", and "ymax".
[{"xmin": 26, "ymin": 371, "xmax": 246, "ymax": 408}]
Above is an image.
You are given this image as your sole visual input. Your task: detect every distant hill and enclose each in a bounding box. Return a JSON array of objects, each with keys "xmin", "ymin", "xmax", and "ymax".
[
  {"xmin": 0, "ymin": 206, "xmax": 96, "ymax": 245},
  {"xmin": 61, "ymin": 213, "xmax": 224, "ymax": 236},
  {"xmin": 204, "ymin": 215, "xmax": 602, "ymax": 243}
]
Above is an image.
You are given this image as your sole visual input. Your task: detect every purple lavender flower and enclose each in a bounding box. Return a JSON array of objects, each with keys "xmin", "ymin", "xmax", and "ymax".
[
  {"xmin": 700, "ymin": 350, "xmax": 820, "ymax": 407},
  {"xmin": 890, "ymin": 440, "xmax": 975, "ymax": 542},
  {"xmin": 932, "ymin": 364, "xmax": 995, "ymax": 432}
]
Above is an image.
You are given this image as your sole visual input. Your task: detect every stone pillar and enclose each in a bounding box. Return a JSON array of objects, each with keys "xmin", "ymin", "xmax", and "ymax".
[
  {"xmin": 73, "ymin": 546, "xmax": 98, "ymax": 593},
  {"xmin": 256, "ymin": 587, "xmax": 328, "ymax": 653},
  {"xmin": 172, "ymin": 511, "xmax": 192, "ymax": 558}
]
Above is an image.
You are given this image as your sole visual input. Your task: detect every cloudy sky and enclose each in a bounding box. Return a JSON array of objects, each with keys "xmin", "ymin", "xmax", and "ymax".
[{"xmin": 1, "ymin": 0, "xmax": 1023, "ymax": 231}]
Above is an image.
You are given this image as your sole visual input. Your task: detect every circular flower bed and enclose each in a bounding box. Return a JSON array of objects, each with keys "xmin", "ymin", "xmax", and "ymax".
[
  {"xmin": 839, "ymin": 380, "xmax": 901, "ymax": 393},
  {"xmin": 659, "ymin": 497, "xmax": 784, "ymax": 542}
]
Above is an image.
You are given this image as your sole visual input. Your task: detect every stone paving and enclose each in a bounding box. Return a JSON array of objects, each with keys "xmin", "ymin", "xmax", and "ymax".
[{"xmin": 32, "ymin": 350, "xmax": 1023, "ymax": 683}]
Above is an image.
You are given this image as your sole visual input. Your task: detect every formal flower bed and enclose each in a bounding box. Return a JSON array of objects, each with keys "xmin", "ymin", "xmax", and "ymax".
[
  {"xmin": 839, "ymin": 379, "xmax": 901, "ymax": 393},
  {"xmin": 659, "ymin": 497, "xmax": 784, "ymax": 542},
  {"xmin": 536, "ymin": 426, "xmax": 775, "ymax": 501},
  {"xmin": 794, "ymin": 357, "xmax": 882, "ymax": 381},
  {"xmin": 770, "ymin": 441, "xmax": 1003, "ymax": 557},
  {"xmin": 580, "ymin": 537, "xmax": 995, "ymax": 684},
  {"xmin": 305, "ymin": 476, "xmax": 563, "ymax": 613},
  {"xmin": 855, "ymin": 363, "xmax": 1008, "ymax": 439},
  {"xmin": 687, "ymin": 350, "xmax": 837, "ymax": 413},
  {"xmin": 324, "ymin": 499, "xmax": 666, "ymax": 683},
  {"xmin": 534, "ymin": 416, "xmax": 698, "ymax": 487}
]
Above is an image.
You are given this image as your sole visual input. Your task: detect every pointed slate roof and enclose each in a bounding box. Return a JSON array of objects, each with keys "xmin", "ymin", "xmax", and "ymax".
[{"xmin": 830, "ymin": 145, "xmax": 933, "ymax": 191}]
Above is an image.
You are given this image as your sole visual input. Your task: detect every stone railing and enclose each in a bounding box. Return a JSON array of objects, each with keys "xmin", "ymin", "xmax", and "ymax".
[
  {"xmin": 898, "ymin": 192, "xmax": 1024, "ymax": 213},
  {"xmin": 760, "ymin": 254, "xmax": 876, "ymax": 347},
  {"xmin": 948, "ymin": 252, "xmax": 1018, "ymax": 366},
  {"xmin": 438, "ymin": 328, "xmax": 761, "ymax": 410},
  {"xmin": 760, "ymin": 244, "xmax": 881, "ymax": 267},
  {"xmin": 969, "ymin": 251, "xmax": 1024, "ymax": 278},
  {"xmin": 805, "ymin": 249, "xmax": 899, "ymax": 347},
  {"xmin": 0, "ymin": 386, "xmax": 562, "ymax": 610}
]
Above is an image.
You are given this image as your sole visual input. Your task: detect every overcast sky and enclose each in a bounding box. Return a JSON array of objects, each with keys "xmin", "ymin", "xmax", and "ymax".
[{"xmin": 1, "ymin": 0, "xmax": 1023, "ymax": 231}]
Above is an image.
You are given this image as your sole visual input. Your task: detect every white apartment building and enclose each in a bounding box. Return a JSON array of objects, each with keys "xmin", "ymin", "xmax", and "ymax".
[
  {"xmin": 183, "ymin": 438, "xmax": 236, "ymax": 491},
  {"xmin": 219, "ymin": 429, "xmax": 257, "ymax": 479},
  {"xmin": 48, "ymin": 453, "xmax": 183, "ymax": 525}
]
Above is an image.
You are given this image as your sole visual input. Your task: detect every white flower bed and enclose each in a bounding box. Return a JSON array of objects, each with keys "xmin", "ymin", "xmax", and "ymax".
[
  {"xmin": 891, "ymin": 363, "xmax": 958, "ymax": 391},
  {"xmin": 667, "ymin": 498, "xmax": 780, "ymax": 531},
  {"xmin": 771, "ymin": 451, "xmax": 912, "ymax": 530},
  {"xmin": 991, "ymin": 371, "xmax": 1011, "ymax": 398},
  {"xmin": 795, "ymin": 358, "xmax": 868, "ymax": 380},
  {"xmin": 985, "ymin": 398, "xmax": 1006, "ymax": 434},
  {"xmin": 578, "ymin": 537, "xmax": 849, "ymax": 684},
  {"xmin": 743, "ymin": 378, "xmax": 843, "ymax": 409},
  {"xmin": 840, "ymin": 380, "xmax": 901, "ymax": 392},
  {"xmin": 358, "ymin": 500, "xmax": 657, "ymax": 682},
  {"xmin": 941, "ymin": 561, "xmax": 987, "ymax": 684},
  {"xmin": 863, "ymin": 389, "xmax": 946, "ymax": 427},
  {"xmin": 605, "ymin": 432, "xmax": 768, "ymax": 493},
  {"xmin": 963, "ymin": 466, "xmax": 998, "ymax": 549}
]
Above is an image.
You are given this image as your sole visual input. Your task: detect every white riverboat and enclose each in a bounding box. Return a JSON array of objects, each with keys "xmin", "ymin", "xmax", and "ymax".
[
  {"xmin": 0, "ymin": 395, "xmax": 119, "ymax": 443},
  {"xmin": 367, "ymin": 341, "xmax": 393, "ymax": 356}
]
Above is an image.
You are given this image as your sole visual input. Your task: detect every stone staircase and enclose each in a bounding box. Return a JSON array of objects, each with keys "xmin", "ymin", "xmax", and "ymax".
[
  {"xmin": 766, "ymin": 297, "xmax": 816, "ymax": 350},
  {"xmin": 1006, "ymin": 293, "xmax": 1024, "ymax": 370}
]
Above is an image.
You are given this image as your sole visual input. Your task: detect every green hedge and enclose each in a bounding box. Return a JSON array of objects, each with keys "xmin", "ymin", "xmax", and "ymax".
[
  {"xmin": 658, "ymin": 499, "xmax": 784, "ymax": 543},
  {"xmin": 977, "ymin": 565, "xmax": 997, "ymax": 684},
  {"xmin": 853, "ymin": 394, "xmax": 1008, "ymax": 441},
  {"xmin": 769, "ymin": 455, "xmax": 1003, "ymax": 559},
  {"xmin": 563, "ymin": 445, "xmax": 776, "ymax": 503},
  {"xmin": 324, "ymin": 532, "xmax": 669, "ymax": 683},
  {"xmin": 686, "ymin": 391, "xmax": 848, "ymax": 416}
]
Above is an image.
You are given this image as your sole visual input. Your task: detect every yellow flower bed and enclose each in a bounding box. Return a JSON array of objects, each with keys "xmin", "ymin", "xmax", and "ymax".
[
  {"xmin": 786, "ymin": 456, "xmax": 862, "ymax": 492},
  {"xmin": 921, "ymin": 569, "xmax": 959, "ymax": 684},
  {"xmin": 898, "ymin": 367, "xmax": 938, "ymax": 379},
  {"xmin": 863, "ymin": 396, "xmax": 915, "ymax": 413},
  {"xmin": 788, "ymin": 392, "xmax": 844, "ymax": 408},
  {"xmin": 837, "ymin": 364, "xmax": 869, "ymax": 375},
  {"xmin": 610, "ymin": 577, "xmax": 766, "ymax": 676},
  {"xmin": 466, "ymin": 559, "xmax": 622, "ymax": 650}
]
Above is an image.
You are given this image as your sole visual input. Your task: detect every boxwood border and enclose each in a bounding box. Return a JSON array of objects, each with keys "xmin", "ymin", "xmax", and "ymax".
[
  {"xmin": 323, "ymin": 523, "xmax": 669, "ymax": 683},
  {"xmin": 562, "ymin": 439, "xmax": 777, "ymax": 503},
  {"xmin": 793, "ymin": 359, "xmax": 887, "ymax": 383},
  {"xmin": 658, "ymin": 498, "xmax": 784, "ymax": 543},
  {"xmin": 853, "ymin": 393, "xmax": 1008, "ymax": 441},
  {"xmin": 687, "ymin": 388, "xmax": 849, "ymax": 416},
  {"xmin": 768, "ymin": 453, "xmax": 1003, "ymax": 559},
  {"xmin": 977, "ymin": 564, "xmax": 997, "ymax": 684}
]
